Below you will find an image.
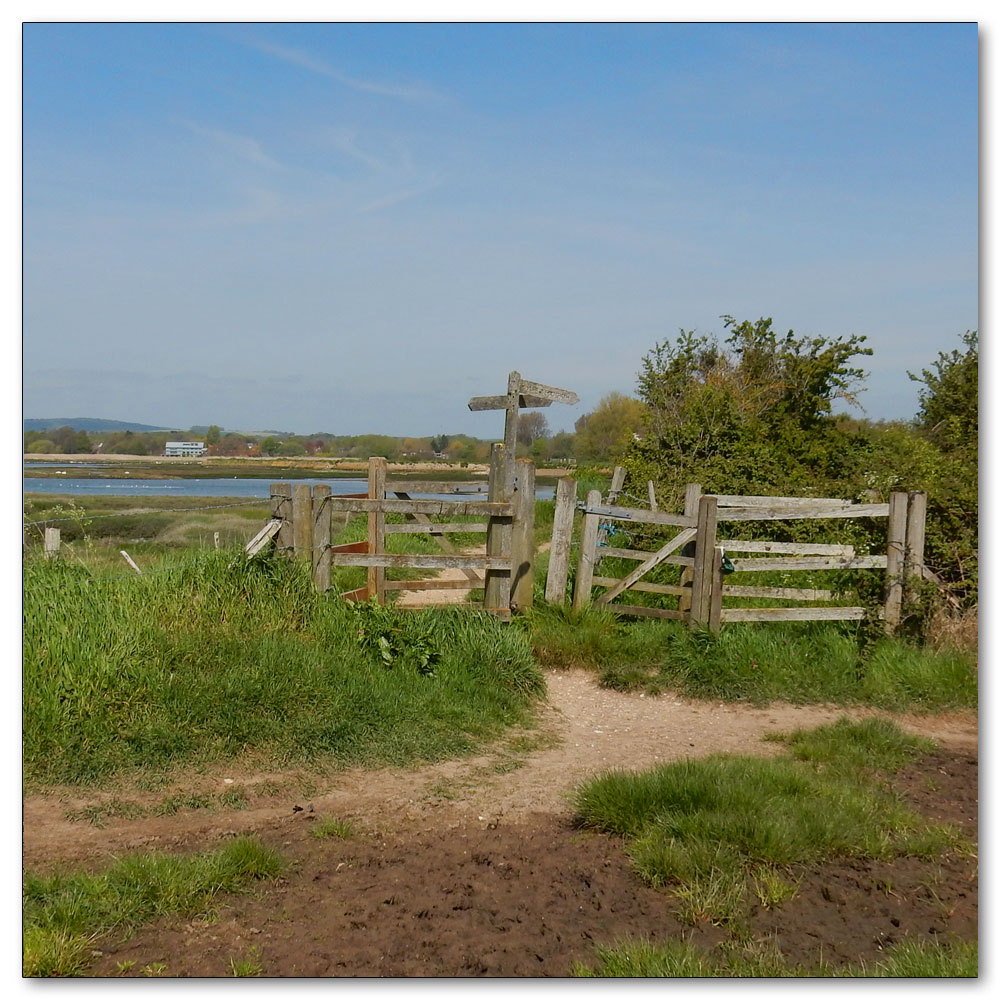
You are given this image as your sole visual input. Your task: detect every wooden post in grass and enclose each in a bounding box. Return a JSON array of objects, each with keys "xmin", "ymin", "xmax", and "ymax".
[
  {"xmin": 677, "ymin": 483, "xmax": 701, "ymax": 614},
  {"xmin": 292, "ymin": 484, "xmax": 313, "ymax": 562},
  {"xmin": 689, "ymin": 494, "xmax": 718, "ymax": 627},
  {"xmin": 884, "ymin": 491, "xmax": 909, "ymax": 632},
  {"xmin": 545, "ymin": 476, "xmax": 576, "ymax": 605},
  {"xmin": 708, "ymin": 545, "xmax": 725, "ymax": 633},
  {"xmin": 312, "ymin": 484, "xmax": 332, "ymax": 592},
  {"xmin": 43, "ymin": 527, "xmax": 60, "ymax": 561},
  {"xmin": 572, "ymin": 489, "xmax": 602, "ymax": 611},
  {"xmin": 368, "ymin": 457, "xmax": 387, "ymax": 605},
  {"xmin": 484, "ymin": 443, "xmax": 511, "ymax": 615},
  {"xmin": 904, "ymin": 490, "xmax": 928, "ymax": 607},
  {"xmin": 511, "ymin": 457, "xmax": 536, "ymax": 612},
  {"xmin": 271, "ymin": 483, "xmax": 292, "ymax": 556}
]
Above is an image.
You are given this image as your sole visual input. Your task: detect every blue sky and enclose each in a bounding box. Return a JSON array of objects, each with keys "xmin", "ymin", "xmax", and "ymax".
[{"xmin": 22, "ymin": 22, "xmax": 979, "ymax": 436}]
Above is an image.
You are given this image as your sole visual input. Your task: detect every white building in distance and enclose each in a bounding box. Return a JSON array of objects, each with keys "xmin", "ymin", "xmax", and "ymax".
[{"xmin": 164, "ymin": 441, "xmax": 206, "ymax": 457}]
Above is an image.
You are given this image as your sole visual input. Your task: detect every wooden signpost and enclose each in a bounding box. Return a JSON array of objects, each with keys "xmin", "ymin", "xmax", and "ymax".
[{"xmin": 469, "ymin": 371, "xmax": 578, "ymax": 611}]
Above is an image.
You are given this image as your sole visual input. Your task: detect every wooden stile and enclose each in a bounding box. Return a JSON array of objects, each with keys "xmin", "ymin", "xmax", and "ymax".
[{"xmin": 595, "ymin": 527, "xmax": 696, "ymax": 606}]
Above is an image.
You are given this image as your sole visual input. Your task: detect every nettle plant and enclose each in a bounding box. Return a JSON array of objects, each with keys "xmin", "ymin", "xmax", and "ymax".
[{"xmin": 348, "ymin": 598, "xmax": 441, "ymax": 675}]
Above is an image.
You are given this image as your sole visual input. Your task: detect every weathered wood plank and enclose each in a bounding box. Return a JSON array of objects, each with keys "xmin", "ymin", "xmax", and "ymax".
[
  {"xmin": 385, "ymin": 522, "xmax": 489, "ymax": 535},
  {"xmin": 339, "ymin": 586, "xmax": 369, "ymax": 602},
  {"xmin": 721, "ymin": 585, "xmax": 835, "ymax": 601},
  {"xmin": 246, "ymin": 519, "xmax": 281, "ymax": 557},
  {"xmin": 270, "ymin": 483, "xmax": 292, "ymax": 553},
  {"xmin": 467, "ymin": 393, "xmax": 554, "ymax": 410},
  {"xmin": 729, "ymin": 555, "xmax": 887, "ymax": 572},
  {"xmin": 44, "ymin": 527, "xmax": 60, "ymax": 560},
  {"xmin": 572, "ymin": 489, "xmax": 602, "ymax": 611},
  {"xmin": 384, "ymin": 577, "xmax": 484, "ymax": 592},
  {"xmin": 709, "ymin": 546, "xmax": 724, "ymax": 633},
  {"xmin": 717, "ymin": 540, "xmax": 856, "ymax": 556},
  {"xmin": 714, "ymin": 494, "xmax": 853, "ymax": 507},
  {"xmin": 598, "ymin": 545, "xmax": 695, "ymax": 567},
  {"xmin": 332, "ymin": 553, "xmax": 512, "ymax": 570},
  {"xmin": 324, "ymin": 498, "xmax": 513, "ymax": 517},
  {"xmin": 485, "ymin": 442, "xmax": 513, "ymax": 614},
  {"xmin": 511, "ymin": 458, "xmax": 536, "ymax": 611},
  {"xmin": 647, "ymin": 481, "xmax": 657, "ymax": 511},
  {"xmin": 677, "ymin": 483, "xmax": 701, "ymax": 616},
  {"xmin": 580, "ymin": 505, "xmax": 697, "ymax": 528},
  {"xmin": 312, "ymin": 484, "xmax": 332, "ymax": 592},
  {"xmin": 514, "ymin": 378, "xmax": 580, "ymax": 405},
  {"xmin": 690, "ymin": 495, "xmax": 718, "ymax": 626},
  {"xmin": 368, "ymin": 457, "xmax": 387, "ymax": 605},
  {"xmin": 385, "ymin": 480, "xmax": 487, "ymax": 494},
  {"xmin": 717, "ymin": 503, "xmax": 890, "ymax": 521},
  {"xmin": 721, "ymin": 607, "xmax": 867, "ymax": 622},
  {"xmin": 595, "ymin": 528, "xmax": 697, "ymax": 606},
  {"xmin": 292, "ymin": 484, "xmax": 313, "ymax": 561},
  {"xmin": 884, "ymin": 491, "xmax": 908, "ymax": 632},
  {"xmin": 392, "ymin": 491, "xmax": 482, "ymax": 583},
  {"xmin": 904, "ymin": 490, "xmax": 927, "ymax": 606},
  {"xmin": 329, "ymin": 540, "xmax": 371, "ymax": 554},
  {"xmin": 120, "ymin": 550, "xmax": 143, "ymax": 574},
  {"xmin": 592, "ymin": 577, "xmax": 686, "ymax": 597},
  {"xmin": 606, "ymin": 604, "xmax": 686, "ymax": 621},
  {"xmin": 544, "ymin": 476, "xmax": 576, "ymax": 605}
]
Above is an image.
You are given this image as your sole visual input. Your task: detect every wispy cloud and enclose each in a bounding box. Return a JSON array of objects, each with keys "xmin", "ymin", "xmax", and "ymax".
[
  {"xmin": 323, "ymin": 127, "xmax": 393, "ymax": 173},
  {"xmin": 177, "ymin": 119, "xmax": 281, "ymax": 169},
  {"xmin": 359, "ymin": 182, "xmax": 440, "ymax": 215},
  {"xmin": 244, "ymin": 38, "xmax": 447, "ymax": 104}
]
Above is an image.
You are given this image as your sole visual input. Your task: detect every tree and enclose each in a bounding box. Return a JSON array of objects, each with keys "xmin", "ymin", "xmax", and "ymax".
[
  {"xmin": 260, "ymin": 437, "xmax": 281, "ymax": 457},
  {"xmin": 205, "ymin": 425, "xmax": 222, "ymax": 446},
  {"xmin": 574, "ymin": 393, "xmax": 647, "ymax": 461},
  {"xmin": 909, "ymin": 330, "xmax": 978, "ymax": 450},
  {"xmin": 517, "ymin": 412, "xmax": 550, "ymax": 448},
  {"xmin": 430, "ymin": 434, "xmax": 450, "ymax": 455},
  {"xmin": 626, "ymin": 316, "xmax": 872, "ymax": 501}
]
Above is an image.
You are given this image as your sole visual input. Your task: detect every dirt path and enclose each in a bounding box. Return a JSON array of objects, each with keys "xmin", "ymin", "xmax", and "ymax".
[{"xmin": 22, "ymin": 669, "xmax": 977, "ymax": 872}]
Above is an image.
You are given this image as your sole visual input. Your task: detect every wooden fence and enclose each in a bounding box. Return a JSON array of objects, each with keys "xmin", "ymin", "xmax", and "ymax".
[
  {"xmin": 247, "ymin": 445, "xmax": 537, "ymax": 620},
  {"xmin": 546, "ymin": 472, "xmax": 927, "ymax": 633}
]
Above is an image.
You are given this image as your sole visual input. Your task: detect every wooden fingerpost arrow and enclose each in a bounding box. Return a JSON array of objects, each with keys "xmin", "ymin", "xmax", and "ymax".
[{"xmin": 468, "ymin": 371, "xmax": 579, "ymax": 496}]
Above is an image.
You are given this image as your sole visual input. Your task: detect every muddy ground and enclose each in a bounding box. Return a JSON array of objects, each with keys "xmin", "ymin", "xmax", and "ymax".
[{"xmin": 24, "ymin": 670, "xmax": 978, "ymax": 978}]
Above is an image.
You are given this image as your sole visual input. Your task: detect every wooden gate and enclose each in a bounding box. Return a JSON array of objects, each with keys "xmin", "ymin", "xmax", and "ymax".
[{"xmin": 553, "ymin": 473, "xmax": 927, "ymax": 633}]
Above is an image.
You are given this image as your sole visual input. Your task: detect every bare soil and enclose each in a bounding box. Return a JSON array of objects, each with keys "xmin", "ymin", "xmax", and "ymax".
[{"xmin": 24, "ymin": 670, "xmax": 978, "ymax": 978}]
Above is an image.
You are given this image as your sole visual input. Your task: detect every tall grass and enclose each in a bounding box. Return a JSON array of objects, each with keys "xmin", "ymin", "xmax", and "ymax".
[
  {"xmin": 23, "ymin": 550, "xmax": 543, "ymax": 785},
  {"xmin": 527, "ymin": 604, "xmax": 977, "ymax": 711},
  {"xmin": 23, "ymin": 837, "xmax": 284, "ymax": 976},
  {"xmin": 572, "ymin": 936, "xmax": 977, "ymax": 977},
  {"xmin": 573, "ymin": 719, "xmax": 966, "ymax": 923}
]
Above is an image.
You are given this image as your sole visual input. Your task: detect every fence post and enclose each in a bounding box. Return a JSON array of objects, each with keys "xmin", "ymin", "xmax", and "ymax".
[
  {"xmin": 572, "ymin": 489, "xmax": 602, "ymax": 611},
  {"xmin": 904, "ymin": 490, "xmax": 928, "ymax": 607},
  {"xmin": 312, "ymin": 484, "xmax": 332, "ymax": 592},
  {"xmin": 511, "ymin": 458, "xmax": 536, "ymax": 612},
  {"xmin": 884, "ymin": 491, "xmax": 909, "ymax": 632},
  {"xmin": 44, "ymin": 527, "xmax": 60, "ymax": 561},
  {"xmin": 677, "ymin": 483, "xmax": 701, "ymax": 614},
  {"xmin": 690, "ymin": 494, "xmax": 718, "ymax": 627},
  {"xmin": 484, "ymin": 443, "xmax": 512, "ymax": 616},
  {"xmin": 292, "ymin": 484, "xmax": 313, "ymax": 561},
  {"xmin": 368, "ymin": 457, "xmax": 387, "ymax": 605},
  {"xmin": 271, "ymin": 483, "xmax": 292, "ymax": 556},
  {"xmin": 544, "ymin": 476, "xmax": 576, "ymax": 605},
  {"xmin": 708, "ymin": 545, "xmax": 725, "ymax": 633}
]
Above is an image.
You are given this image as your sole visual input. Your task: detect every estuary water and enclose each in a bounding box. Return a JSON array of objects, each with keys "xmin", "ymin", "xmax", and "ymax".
[{"xmin": 22, "ymin": 471, "xmax": 554, "ymax": 502}]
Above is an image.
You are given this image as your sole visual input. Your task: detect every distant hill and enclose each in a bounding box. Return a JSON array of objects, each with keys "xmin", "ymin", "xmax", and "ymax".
[{"xmin": 23, "ymin": 418, "xmax": 175, "ymax": 433}]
